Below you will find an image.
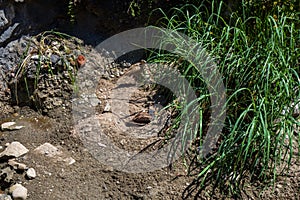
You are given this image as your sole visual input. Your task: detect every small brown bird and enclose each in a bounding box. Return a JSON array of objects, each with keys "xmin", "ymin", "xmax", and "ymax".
[
  {"xmin": 132, "ymin": 110, "xmax": 151, "ymax": 123},
  {"xmin": 77, "ymin": 55, "xmax": 86, "ymax": 67}
]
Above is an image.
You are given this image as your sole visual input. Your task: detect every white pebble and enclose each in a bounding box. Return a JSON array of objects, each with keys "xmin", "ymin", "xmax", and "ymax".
[
  {"xmin": 26, "ymin": 168, "xmax": 36, "ymax": 179},
  {"xmin": 9, "ymin": 183, "xmax": 28, "ymax": 200}
]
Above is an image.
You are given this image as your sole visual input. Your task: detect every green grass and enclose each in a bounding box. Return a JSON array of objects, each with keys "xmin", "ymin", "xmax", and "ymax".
[{"xmin": 148, "ymin": 0, "xmax": 300, "ymax": 197}]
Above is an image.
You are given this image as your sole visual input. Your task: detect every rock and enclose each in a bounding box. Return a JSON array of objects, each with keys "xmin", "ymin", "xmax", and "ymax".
[
  {"xmin": 103, "ymin": 102, "xmax": 111, "ymax": 112},
  {"xmin": 0, "ymin": 23, "xmax": 19, "ymax": 44},
  {"xmin": 1, "ymin": 122, "xmax": 24, "ymax": 131},
  {"xmin": 0, "ymin": 167, "xmax": 14, "ymax": 187},
  {"xmin": 8, "ymin": 159, "xmax": 27, "ymax": 170},
  {"xmin": 0, "ymin": 194, "xmax": 13, "ymax": 200},
  {"xmin": 0, "ymin": 10, "xmax": 9, "ymax": 29},
  {"xmin": 88, "ymin": 94, "xmax": 101, "ymax": 107},
  {"xmin": 9, "ymin": 184, "xmax": 27, "ymax": 200},
  {"xmin": 63, "ymin": 157, "xmax": 76, "ymax": 165},
  {"xmin": 103, "ymin": 166, "xmax": 113, "ymax": 172},
  {"xmin": 50, "ymin": 54, "xmax": 60, "ymax": 64},
  {"xmin": 1, "ymin": 122, "xmax": 15, "ymax": 130},
  {"xmin": 30, "ymin": 55, "xmax": 39, "ymax": 60},
  {"xmin": 34, "ymin": 143, "xmax": 62, "ymax": 157},
  {"xmin": 26, "ymin": 168, "xmax": 36, "ymax": 179},
  {"xmin": 0, "ymin": 142, "xmax": 29, "ymax": 159}
]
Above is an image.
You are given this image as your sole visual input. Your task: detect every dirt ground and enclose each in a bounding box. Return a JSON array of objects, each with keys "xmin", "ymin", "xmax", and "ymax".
[
  {"xmin": 0, "ymin": 35, "xmax": 299, "ymax": 200},
  {"xmin": 0, "ymin": 70, "xmax": 196, "ymax": 199}
]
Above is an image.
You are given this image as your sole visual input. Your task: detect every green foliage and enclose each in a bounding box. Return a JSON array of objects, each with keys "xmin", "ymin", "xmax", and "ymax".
[
  {"xmin": 68, "ymin": 0, "xmax": 79, "ymax": 24},
  {"xmin": 128, "ymin": 0, "xmax": 155, "ymax": 16},
  {"xmin": 151, "ymin": 0, "xmax": 300, "ymax": 196}
]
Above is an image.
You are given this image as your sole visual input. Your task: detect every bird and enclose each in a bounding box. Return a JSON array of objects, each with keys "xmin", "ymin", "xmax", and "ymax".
[
  {"xmin": 77, "ymin": 55, "xmax": 86, "ymax": 67},
  {"xmin": 132, "ymin": 110, "xmax": 151, "ymax": 123}
]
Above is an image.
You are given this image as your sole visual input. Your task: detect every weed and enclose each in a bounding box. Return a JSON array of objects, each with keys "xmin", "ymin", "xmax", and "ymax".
[
  {"xmin": 12, "ymin": 31, "xmax": 83, "ymax": 110},
  {"xmin": 150, "ymin": 0, "xmax": 300, "ymax": 196}
]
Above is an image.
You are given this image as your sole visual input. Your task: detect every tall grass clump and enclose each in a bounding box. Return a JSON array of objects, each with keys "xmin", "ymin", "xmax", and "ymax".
[{"xmin": 150, "ymin": 0, "xmax": 300, "ymax": 197}]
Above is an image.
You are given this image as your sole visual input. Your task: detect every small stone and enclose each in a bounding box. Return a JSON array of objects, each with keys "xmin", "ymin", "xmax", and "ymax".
[
  {"xmin": 0, "ymin": 10, "xmax": 9, "ymax": 28},
  {"xmin": 88, "ymin": 94, "xmax": 101, "ymax": 107},
  {"xmin": 9, "ymin": 184, "xmax": 27, "ymax": 200},
  {"xmin": 34, "ymin": 143, "xmax": 62, "ymax": 157},
  {"xmin": 8, "ymin": 47, "xmax": 14, "ymax": 53},
  {"xmin": 103, "ymin": 166, "xmax": 113, "ymax": 172},
  {"xmin": 0, "ymin": 141, "xmax": 29, "ymax": 159},
  {"xmin": 0, "ymin": 23, "xmax": 19, "ymax": 43},
  {"xmin": 30, "ymin": 55, "xmax": 39, "ymax": 60},
  {"xmin": 26, "ymin": 168, "xmax": 36, "ymax": 179},
  {"xmin": 50, "ymin": 54, "xmax": 60, "ymax": 64},
  {"xmin": 0, "ymin": 194, "xmax": 12, "ymax": 200},
  {"xmin": 12, "ymin": 113, "xmax": 19, "ymax": 117},
  {"xmin": 8, "ymin": 159, "xmax": 27, "ymax": 170},
  {"xmin": 0, "ymin": 167, "xmax": 14, "ymax": 186},
  {"xmin": 103, "ymin": 102, "xmax": 111, "ymax": 112},
  {"xmin": 63, "ymin": 157, "xmax": 76, "ymax": 165},
  {"xmin": 1, "ymin": 122, "xmax": 24, "ymax": 131}
]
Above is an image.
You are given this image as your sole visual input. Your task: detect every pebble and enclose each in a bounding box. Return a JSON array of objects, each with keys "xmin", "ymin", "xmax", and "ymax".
[
  {"xmin": 12, "ymin": 113, "xmax": 19, "ymax": 117},
  {"xmin": 0, "ymin": 167, "xmax": 14, "ymax": 185},
  {"xmin": 1, "ymin": 122, "xmax": 24, "ymax": 131},
  {"xmin": 0, "ymin": 141, "xmax": 29, "ymax": 159},
  {"xmin": 63, "ymin": 157, "xmax": 76, "ymax": 165},
  {"xmin": 103, "ymin": 166, "xmax": 113, "ymax": 172},
  {"xmin": 0, "ymin": 122, "xmax": 14, "ymax": 130},
  {"xmin": 9, "ymin": 184, "xmax": 28, "ymax": 200},
  {"xmin": 103, "ymin": 102, "xmax": 111, "ymax": 112},
  {"xmin": 30, "ymin": 55, "xmax": 39, "ymax": 60},
  {"xmin": 34, "ymin": 143, "xmax": 62, "ymax": 157},
  {"xmin": 0, "ymin": 23, "xmax": 19, "ymax": 44},
  {"xmin": 26, "ymin": 168, "xmax": 37, "ymax": 179},
  {"xmin": 8, "ymin": 159, "xmax": 27, "ymax": 170},
  {"xmin": 50, "ymin": 54, "xmax": 60, "ymax": 64},
  {"xmin": 0, "ymin": 194, "xmax": 12, "ymax": 200},
  {"xmin": 0, "ymin": 10, "xmax": 8, "ymax": 28},
  {"xmin": 88, "ymin": 94, "xmax": 101, "ymax": 107}
]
